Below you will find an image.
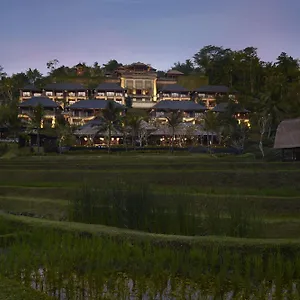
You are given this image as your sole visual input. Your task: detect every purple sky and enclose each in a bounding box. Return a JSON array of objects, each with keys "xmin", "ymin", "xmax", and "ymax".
[{"xmin": 1, "ymin": 0, "xmax": 299, "ymax": 75}]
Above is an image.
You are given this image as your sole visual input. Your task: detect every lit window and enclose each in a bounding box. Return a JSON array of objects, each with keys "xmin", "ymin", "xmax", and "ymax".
[
  {"xmin": 78, "ymin": 92, "xmax": 86, "ymax": 97},
  {"xmin": 23, "ymin": 92, "xmax": 31, "ymax": 97},
  {"xmin": 107, "ymin": 92, "xmax": 114, "ymax": 97},
  {"xmin": 45, "ymin": 91, "xmax": 53, "ymax": 96}
]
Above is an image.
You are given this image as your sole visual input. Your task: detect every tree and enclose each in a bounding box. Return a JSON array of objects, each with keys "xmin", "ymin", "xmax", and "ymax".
[
  {"xmin": 127, "ymin": 115, "xmax": 143, "ymax": 149},
  {"xmin": 125, "ymin": 96, "xmax": 132, "ymax": 109},
  {"xmin": 166, "ymin": 111, "xmax": 182, "ymax": 153},
  {"xmin": 26, "ymin": 68, "xmax": 42, "ymax": 84},
  {"xmin": 258, "ymin": 114, "xmax": 271, "ymax": 158},
  {"xmin": 0, "ymin": 65, "xmax": 6, "ymax": 78},
  {"xmin": 26, "ymin": 104, "xmax": 45, "ymax": 153},
  {"xmin": 102, "ymin": 60, "xmax": 122, "ymax": 74},
  {"xmin": 203, "ymin": 111, "xmax": 219, "ymax": 150},
  {"xmin": 55, "ymin": 115, "xmax": 74, "ymax": 153},
  {"xmin": 101, "ymin": 101, "xmax": 121, "ymax": 153},
  {"xmin": 172, "ymin": 59, "xmax": 195, "ymax": 75},
  {"xmin": 46, "ymin": 59, "xmax": 59, "ymax": 73}
]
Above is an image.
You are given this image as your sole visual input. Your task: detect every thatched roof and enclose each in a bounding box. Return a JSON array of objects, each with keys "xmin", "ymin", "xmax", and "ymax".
[
  {"xmin": 150, "ymin": 123, "xmax": 215, "ymax": 136},
  {"xmin": 274, "ymin": 118, "xmax": 300, "ymax": 149}
]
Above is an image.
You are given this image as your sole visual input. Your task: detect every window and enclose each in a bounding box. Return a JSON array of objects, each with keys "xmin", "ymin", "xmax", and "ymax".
[
  {"xmin": 23, "ymin": 92, "xmax": 31, "ymax": 97},
  {"xmin": 126, "ymin": 80, "xmax": 133, "ymax": 88},
  {"xmin": 45, "ymin": 91, "xmax": 53, "ymax": 96},
  {"xmin": 33, "ymin": 93, "xmax": 41, "ymax": 97},
  {"xmin": 69, "ymin": 92, "xmax": 76, "ymax": 97},
  {"xmin": 135, "ymin": 80, "xmax": 143, "ymax": 89},
  {"xmin": 56, "ymin": 92, "xmax": 63, "ymax": 97},
  {"xmin": 107, "ymin": 92, "xmax": 114, "ymax": 97},
  {"xmin": 78, "ymin": 92, "xmax": 86, "ymax": 97},
  {"xmin": 98, "ymin": 92, "xmax": 105, "ymax": 97},
  {"xmin": 115, "ymin": 92, "xmax": 123, "ymax": 97},
  {"xmin": 171, "ymin": 93, "xmax": 179, "ymax": 97},
  {"xmin": 145, "ymin": 80, "xmax": 152, "ymax": 89}
]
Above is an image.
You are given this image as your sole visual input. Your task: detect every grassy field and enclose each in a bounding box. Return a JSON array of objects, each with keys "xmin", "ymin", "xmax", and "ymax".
[
  {"xmin": 1, "ymin": 154, "xmax": 300, "ymax": 298},
  {"xmin": 0, "ymin": 155, "xmax": 300, "ymax": 238}
]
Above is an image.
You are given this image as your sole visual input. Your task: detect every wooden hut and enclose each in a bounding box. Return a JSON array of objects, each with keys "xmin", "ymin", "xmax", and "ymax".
[{"xmin": 274, "ymin": 118, "xmax": 300, "ymax": 161}]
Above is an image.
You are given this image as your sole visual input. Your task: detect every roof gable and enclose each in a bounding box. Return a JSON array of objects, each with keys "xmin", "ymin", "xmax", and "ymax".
[
  {"xmin": 19, "ymin": 96, "xmax": 59, "ymax": 108},
  {"xmin": 212, "ymin": 102, "xmax": 249, "ymax": 113},
  {"xmin": 152, "ymin": 100, "xmax": 206, "ymax": 111},
  {"xmin": 95, "ymin": 82, "xmax": 124, "ymax": 92},
  {"xmin": 159, "ymin": 84, "xmax": 189, "ymax": 93},
  {"xmin": 21, "ymin": 84, "xmax": 42, "ymax": 92},
  {"xmin": 69, "ymin": 99, "xmax": 124, "ymax": 110},
  {"xmin": 274, "ymin": 118, "xmax": 300, "ymax": 149},
  {"xmin": 44, "ymin": 83, "xmax": 86, "ymax": 91},
  {"xmin": 195, "ymin": 85, "xmax": 236, "ymax": 94}
]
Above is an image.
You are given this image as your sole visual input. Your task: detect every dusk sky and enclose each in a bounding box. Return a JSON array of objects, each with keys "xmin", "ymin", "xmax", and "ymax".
[{"xmin": 1, "ymin": 0, "xmax": 299, "ymax": 75}]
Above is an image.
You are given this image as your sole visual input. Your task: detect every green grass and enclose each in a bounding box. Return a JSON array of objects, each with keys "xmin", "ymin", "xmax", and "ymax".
[
  {"xmin": 0, "ymin": 275, "xmax": 53, "ymax": 300},
  {"xmin": 0, "ymin": 155, "xmax": 300, "ymax": 239},
  {"xmin": 3, "ymin": 212, "xmax": 300, "ymax": 250}
]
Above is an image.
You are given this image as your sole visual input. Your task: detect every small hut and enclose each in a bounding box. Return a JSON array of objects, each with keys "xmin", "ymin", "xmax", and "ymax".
[{"xmin": 274, "ymin": 118, "xmax": 300, "ymax": 161}]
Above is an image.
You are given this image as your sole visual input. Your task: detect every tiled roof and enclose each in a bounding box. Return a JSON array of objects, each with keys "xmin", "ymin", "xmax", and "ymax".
[
  {"xmin": 212, "ymin": 102, "xmax": 250, "ymax": 113},
  {"xmin": 21, "ymin": 84, "xmax": 42, "ymax": 92},
  {"xmin": 195, "ymin": 85, "xmax": 236, "ymax": 94},
  {"xmin": 167, "ymin": 70, "xmax": 184, "ymax": 75},
  {"xmin": 69, "ymin": 99, "xmax": 124, "ymax": 110},
  {"xmin": 44, "ymin": 83, "xmax": 86, "ymax": 91},
  {"xmin": 152, "ymin": 100, "xmax": 206, "ymax": 111},
  {"xmin": 19, "ymin": 97, "xmax": 59, "ymax": 108},
  {"xmin": 159, "ymin": 84, "xmax": 189, "ymax": 93},
  {"xmin": 95, "ymin": 82, "xmax": 125, "ymax": 92}
]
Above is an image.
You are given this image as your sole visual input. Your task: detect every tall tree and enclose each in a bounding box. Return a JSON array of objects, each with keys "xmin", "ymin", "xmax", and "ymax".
[
  {"xmin": 27, "ymin": 104, "xmax": 45, "ymax": 153},
  {"xmin": 172, "ymin": 59, "xmax": 195, "ymax": 75},
  {"xmin": 166, "ymin": 111, "xmax": 182, "ymax": 153},
  {"xmin": 46, "ymin": 59, "xmax": 60, "ymax": 73},
  {"xmin": 0, "ymin": 65, "xmax": 6, "ymax": 78},
  {"xmin": 102, "ymin": 60, "xmax": 122, "ymax": 74},
  {"xmin": 26, "ymin": 68, "xmax": 42, "ymax": 84},
  {"xmin": 101, "ymin": 101, "xmax": 121, "ymax": 153},
  {"xmin": 127, "ymin": 115, "xmax": 143, "ymax": 149}
]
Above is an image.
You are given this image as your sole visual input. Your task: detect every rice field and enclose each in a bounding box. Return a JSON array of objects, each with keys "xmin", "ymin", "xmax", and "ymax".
[{"xmin": 0, "ymin": 154, "xmax": 300, "ymax": 298}]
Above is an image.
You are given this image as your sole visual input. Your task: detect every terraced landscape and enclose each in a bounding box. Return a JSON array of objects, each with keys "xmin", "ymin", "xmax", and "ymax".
[{"xmin": 1, "ymin": 154, "xmax": 300, "ymax": 298}]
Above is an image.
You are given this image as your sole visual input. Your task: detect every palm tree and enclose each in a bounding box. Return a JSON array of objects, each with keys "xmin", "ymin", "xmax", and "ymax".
[
  {"xmin": 102, "ymin": 101, "xmax": 121, "ymax": 153},
  {"xmin": 203, "ymin": 111, "xmax": 219, "ymax": 150},
  {"xmin": 127, "ymin": 115, "xmax": 143, "ymax": 149},
  {"xmin": 166, "ymin": 110, "xmax": 182, "ymax": 153},
  {"xmin": 27, "ymin": 104, "xmax": 45, "ymax": 153}
]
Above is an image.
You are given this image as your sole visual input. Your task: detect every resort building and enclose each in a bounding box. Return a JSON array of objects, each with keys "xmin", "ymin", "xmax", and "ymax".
[
  {"xmin": 150, "ymin": 100, "xmax": 206, "ymax": 123},
  {"xmin": 19, "ymin": 85, "xmax": 43, "ymax": 102},
  {"xmin": 157, "ymin": 84, "xmax": 190, "ymax": 101},
  {"xmin": 43, "ymin": 83, "xmax": 89, "ymax": 108},
  {"xmin": 114, "ymin": 62, "xmax": 158, "ymax": 109},
  {"xmin": 68, "ymin": 99, "xmax": 125, "ymax": 126},
  {"xmin": 156, "ymin": 70, "xmax": 184, "ymax": 87},
  {"xmin": 94, "ymin": 83, "xmax": 126, "ymax": 105},
  {"xmin": 193, "ymin": 85, "xmax": 237, "ymax": 109},
  {"xmin": 18, "ymin": 96, "xmax": 60, "ymax": 128},
  {"xmin": 19, "ymin": 83, "xmax": 89, "ymax": 108},
  {"xmin": 211, "ymin": 102, "xmax": 250, "ymax": 126}
]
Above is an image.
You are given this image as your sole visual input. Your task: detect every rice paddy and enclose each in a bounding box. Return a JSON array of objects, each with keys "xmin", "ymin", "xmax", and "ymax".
[{"xmin": 0, "ymin": 154, "xmax": 300, "ymax": 298}]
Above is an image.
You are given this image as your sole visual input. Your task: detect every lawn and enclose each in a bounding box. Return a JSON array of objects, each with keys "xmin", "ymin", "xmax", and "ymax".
[{"xmin": 0, "ymin": 154, "xmax": 300, "ymax": 298}]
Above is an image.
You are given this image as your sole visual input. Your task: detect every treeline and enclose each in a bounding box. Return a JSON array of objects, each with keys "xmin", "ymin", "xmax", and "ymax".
[
  {"xmin": 1, "ymin": 44, "xmax": 300, "ymax": 123},
  {"xmin": 172, "ymin": 45, "xmax": 300, "ymax": 119}
]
